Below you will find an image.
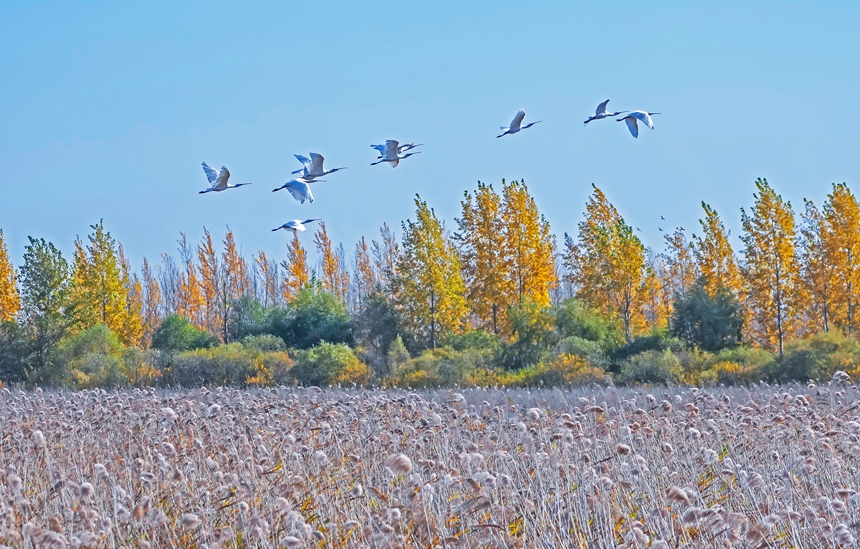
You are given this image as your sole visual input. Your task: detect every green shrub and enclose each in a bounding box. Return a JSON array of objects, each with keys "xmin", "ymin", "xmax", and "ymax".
[
  {"xmin": 271, "ymin": 288, "xmax": 353, "ymax": 350},
  {"xmin": 391, "ymin": 347, "xmax": 490, "ymax": 388},
  {"xmin": 555, "ymin": 299, "xmax": 622, "ymax": 348},
  {"xmin": 291, "ymin": 342, "xmax": 369, "ymax": 386},
  {"xmin": 51, "ymin": 324, "xmax": 126, "ymax": 388},
  {"xmin": 241, "ymin": 334, "xmax": 287, "ymax": 352},
  {"xmin": 168, "ymin": 343, "xmax": 256, "ymax": 387},
  {"xmin": 620, "ymin": 349, "xmax": 683, "ymax": 385},
  {"xmin": 151, "ymin": 314, "xmax": 218, "ymax": 352}
]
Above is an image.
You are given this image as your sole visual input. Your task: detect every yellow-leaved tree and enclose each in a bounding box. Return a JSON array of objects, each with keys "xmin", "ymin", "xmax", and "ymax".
[
  {"xmin": 197, "ymin": 228, "xmax": 221, "ymax": 335},
  {"xmin": 176, "ymin": 233, "xmax": 203, "ymax": 326},
  {"xmin": 396, "ymin": 196, "xmax": 467, "ymax": 348},
  {"xmin": 69, "ymin": 220, "xmax": 141, "ymax": 345},
  {"xmin": 821, "ymin": 183, "xmax": 860, "ymax": 335},
  {"xmin": 139, "ymin": 257, "xmax": 162, "ymax": 346},
  {"xmin": 281, "ymin": 233, "xmax": 310, "ymax": 302},
  {"xmin": 501, "ymin": 180, "xmax": 557, "ymax": 307},
  {"xmin": 564, "ymin": 185, "xmax": 648, "ymax": 342},
  {"xmin": 254, "ymin": 250, "xmax": 280, "ymax": 308},
  {"xmin": 314, "ymin": 222, "xmax": 350, "ymax": 302},
  {"xmin": 456, "ymin": 182, "xmax": 512, "ymax": 334},
  {"xmin": 690, "ymin": 202, "xmax": 743, "ymax": 297},
  {"xmin": 0, "ymin": 229, "xmax": 20, "ymax": 321},
  {"xmin": 661, "ymin": 228, "xmax": 698, "ymax": 304},
  {"xmin": 798, "ymin": 199, "xmax": 834, "ymax": 334},
  {"xmin": 353, "ymin": 236, "xmax": 377, "ymax": 308},
  {"xmin": 740, "ymin": 178, "xmax": 801, "ymax": 355}
]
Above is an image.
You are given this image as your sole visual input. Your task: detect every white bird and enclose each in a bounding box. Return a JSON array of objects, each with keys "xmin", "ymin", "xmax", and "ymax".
[
  {"xmin": 497, "ymin": 109, "xmax": 541, "ymax": 138},
  {"xmin": 371, "ymin": 142, "xmax": 422, "ymax": 159},
  {"xmin": 370, "ymin": 140, "xmax": 421, "ymax": 168},
  {"xmin": 584, "ymin": 99, "xmax": 627, "ymax": 125},
  {"xmin": 617, "ymin": 110, "xmax": 661, "ymax": 138},
  {"xmin": 272, "ymin": 219, "xmax": 321, "ymax": 233},
  {"xmin": 272, "ymin": 177, "xmax": 321, "ymax": 204},
  {"xmin": 291, "ymin": 152, "xmax": 347, "ymax": 180},
  {"xmin": 199, "ymin": 163, "xmax": 252, "ymax": 193}
]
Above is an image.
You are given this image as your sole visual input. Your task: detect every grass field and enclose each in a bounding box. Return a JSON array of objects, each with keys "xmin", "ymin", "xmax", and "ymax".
[{"xmin": 1, "ymin": 381, "xmax": 859, "ymax": 548}]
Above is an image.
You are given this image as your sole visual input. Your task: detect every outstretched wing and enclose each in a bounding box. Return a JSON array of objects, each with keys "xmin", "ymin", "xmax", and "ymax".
[
  {"xmin": 286, "ymin": 181, "xmax": 313, "ymax": 204},
  {"xmin": 630, "ymin": 111, "xmax": 654, "ymax": 129},
  {"xmin": 624, "ymin": 117, "xmax": 639, "ymax": 138},
  {"xmin": 295, "ymin": 154, "xmax": 311, "ymax": 168},
  {"xmin": 509, "ymin": 110, "xmax": 526, "ymax": 130},
  {"xmin": 309, "ymin": 152, "xmax": 325, "ymax": 173},
  {"xmin": 596, "ymin": 99, "xmax": 610, "ymax": 116},
  {"xmin": 213, "ymin": 166, "xmax": 230, "ymax": 189},
  {"xmin": 201, "ymin": 162, "xmax": 219, "ymax": 184},
  {"xmin": 385, "ymin": 140, "xmax": 399, "ymax": 159}
]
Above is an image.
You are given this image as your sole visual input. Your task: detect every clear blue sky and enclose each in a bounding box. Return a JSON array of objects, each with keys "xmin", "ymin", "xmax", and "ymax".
[{"xmin": 2, "ymin": 1, "xmax": 859, "ymax": 271}]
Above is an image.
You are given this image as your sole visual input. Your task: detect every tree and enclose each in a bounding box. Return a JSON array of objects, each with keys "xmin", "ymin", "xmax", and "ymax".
[
  {"xmin": 352, "ymin": 236, "xmax": 377, "ymax": 310},
  {"xmin": 396, "ymin": 196, "xmax": 467, "ymax": 349},
  {"xmin": 564, "ymin": 185, "xmax": 649, "ymax": 342},
  {"xmin": 456, "ymin": 182, "xmax": 512, "ymax": 335},
  {"xmin": 314, "ymin": 222, "xmax": 350, "ymax": 302},
  {"xmin": 221, "ymin": 228, "xmax": 250, "ymax": 341},
  {"xmin": 18, "ymin": 237, "xmax": 69, "ymax": 379},
  {"xmin": 0, "ymin": 321, "xmax": 28, "ymax": 384},
  {"xmin": 821, "ymin": 183, "xmax": 860, "ymax": 335},
  {"xmin": 273, "ymin": 286, "xmax": 352, "ymax": 349},
  {"xmin": 0, "ymin": 230, "xmax": 20, "ymax": 321},
  {"xmin": 740, "ymin": 178, "xmax": 801, "ymax": 355},
  {"xmin": 372, "ymin": 223, "xmax": 399, "ymax": 293},
  {"xmin": 691, "ymin": 202, "xmax": 743, "ymax": 297},
  {"xmin": 68, "ymin": 221, "xmax": 140, "ymax": 346},
  {"xmin": 671, "ymin": 279, "xmax": 744, "ymax": 352},
  {"xmin": 176, "ymin": 233, "xmax": 203, "ymax": 326},
  {"xmin": 661, "ymin": 228, "xmax": 697, "ymax": 305},
  {"xmin": 355, "ymin": 291, "xmax": 409, "ymax": 377},
  {"xmin": 139, "ymin": 257, "xmax": 163, "ymax": 346},
  {"xmin": 798, "ymin": 199, "xmax": 835, "ymax": 334},
  {"xmin": 501, "ymin": 180, "xmax": 557, "ymax": 307},
  {"xmin": 281, "ymin": 233, "xmax": 310, "ymax": 301},
  {"xmin": 254, "ymin": 250, "xmax": 281, "ymax": 308},
  {"xmin": 197, "ymin": 228, "xmax": 221, "ymax": 335}
]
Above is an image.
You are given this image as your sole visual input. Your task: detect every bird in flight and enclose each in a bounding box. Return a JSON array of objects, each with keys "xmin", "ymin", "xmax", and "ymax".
[
  {"xmin": 497, "ymin": 109, "xmax": 541, "ymax": 138},
  {"xmin": 617, "ymin": 111, "xmax": 661, "ymax": 138},
  {"xmin": 584, "ymin": 100, "xmax": 627, "ymax": 125},
  {"xmin": 371, "ymin": 140, "xmax": 422, "ymax": 168},
  {"xmin": 661, "ymin": 216, "xmax": 665, "ymax": 220},
  {"xmin": 371, "ymin": 142, "xmax": 421, "ymax": 159},
  {"xmin": 292, "ymin": 153, "xmax": 346, "ymax": 180},
  {"xmin": 272, "ymin": 219, "xmax": 321, "ymax": 233},
  {"xmin": 272, "ymin": 178, "xmax": 321, "ymax": 204},
  {"xmin": 198, "ymin": 163, "xmax": 252, "ymax": 193}
]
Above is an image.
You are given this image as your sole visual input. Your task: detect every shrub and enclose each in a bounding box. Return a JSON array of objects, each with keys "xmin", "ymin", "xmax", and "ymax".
[
  {"xmin": 241, "ymin": 334, "xmax": 287, "ymax": 353},
  {"xmin": 443, "ymin": 330, "xmax": 502, "ymax": 353},
  {"xmin": 620, "ymin": 350, "xmax": 682, "ymax": 385},
  {"xmin": 53, "ymin": 324, "xmax": 126, "ymax": 388},
  {"xmin": 391, "ymin": 347, "xmax": 489, "ymax": 388},
  {"xmin": 151, "ymin": 314, "xmax": 218, "ymax": 353},
  {"xmin": 291, "ymin": 342, "xmax": 369, "ymax": 386},
  {"xmin": 770, "ymin": 331, "xmax": 860, "ymax": 382},
  {"xmin": 555, "ymin": 299, "xmax": 622, "ymax": 348},
  {"xmin": 273, "ymin": 288, "xmax": 353, "ymax": 350},
  {"xmin": 168, "ymin": 343, "xmax": 257, "ymax": 387},
  {"xmin": 0, "ymin": 321, "xmax": 28, "ymax": 384}
]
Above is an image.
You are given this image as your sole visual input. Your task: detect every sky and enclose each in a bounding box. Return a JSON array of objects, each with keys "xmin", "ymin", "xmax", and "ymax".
[{"xmin": 1, "ymin": 0, "xmax": 859, "ymax": 271}]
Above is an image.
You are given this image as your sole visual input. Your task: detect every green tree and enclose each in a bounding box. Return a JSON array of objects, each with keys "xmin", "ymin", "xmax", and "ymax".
[
  {"xmin": 291, "ymin": 342, "xmax": 370, "ymax": 386},
  {"xmin": 396, "ymin": 196, "xmax": 467, "ymax": 349},
  {"xmin": 151, "ymin": 314, "xmax": 218, "ymax": 353},
  {"xmin": 0, "ymin": 321, "xmax": 28, "ymax": 384},
  {"xmin": 274, "ymin": 286, "xmax": 352, "ymax": 350},
  {"xmin": 18, "ymin": 237, "xmax": 70, "ymax": 381},
  {"xmin": 670, "ymin": 279, "xmax": 744, "ymax": 352}
]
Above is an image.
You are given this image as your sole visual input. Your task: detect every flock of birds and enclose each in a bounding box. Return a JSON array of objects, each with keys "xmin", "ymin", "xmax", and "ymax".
[{"xmin": 196, "ymin": 100, "xmax": 661, "ymax": 235}]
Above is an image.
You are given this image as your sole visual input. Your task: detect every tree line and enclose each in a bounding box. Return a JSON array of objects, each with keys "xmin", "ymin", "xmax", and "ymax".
[{"xmin": 0, "ymin": 177, "xmax": 858, "ymax": 388}]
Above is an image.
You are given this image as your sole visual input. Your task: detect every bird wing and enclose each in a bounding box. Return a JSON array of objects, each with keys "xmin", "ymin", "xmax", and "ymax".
[
  {"xmin": 286, "ymin": 181, "xmax": 313, "ymax": 204},
  {"xmin": 596, "ymin": 99, "xmax": 610, "ymax": 115},
  {"xmin": 213, "ymin": 166, "xmax": 230, "ymax": 189},
  {"xmin": 385, "ymin": 140, "xmax": 399, "ymax": 159},
  {"xmin": 630, "ymin": 111, "xmax": 655, "ymax": 129},
  {"xmin": 201, "ymin": 162, "xmax": 219, "ymax": 184},
  {"xmin": 509, "ymin": 110, "xmax": 526, "ymax": 130},
  {"xmin": 294, "ymin": 154, "xmax": 311, "ymax": 166},
  {"xmin": 302, "ymin": 218, "xmax": 320, "ymax": 224},
  {"xmin": 309, "ymin": 152, "xmax": 325, "ymax": 173},
  {"xmin": 624, "ymin": 117, "xmax": 639, "ymax": 138}
]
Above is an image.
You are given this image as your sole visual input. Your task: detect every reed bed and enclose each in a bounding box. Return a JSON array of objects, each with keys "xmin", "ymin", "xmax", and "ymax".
[{"xmin": 2, "ymin": 379, "xmax": 860, "ymax": 548}]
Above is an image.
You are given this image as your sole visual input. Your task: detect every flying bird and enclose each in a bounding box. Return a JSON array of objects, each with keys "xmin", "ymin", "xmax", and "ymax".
[
  {"xmin": 292, "ymin": 153, "xmax": 346, "ymax": 180},
  {"xmin": 661, "ymin": 216, "xmax": 665, "ymax": 220},
  {"xmin": 617, "ymin": 111, "xmax": 661, "ymax": 138},
  {"xmin": 584, "ymin": 100, "xmax": 627, "ymax": 125},
  {"xmin": 272, "ymin": 177, "xmax": 321, "ymax": 204},
  {"xmin": 371, "ymin": 140, "xmax": 421, "ymax": 168},
  {"xmin": 497, "ymin": 109, "xmax": 541, "ymax": 138},
  {"xmin": 371, "ymin": 142, "xmax": 422, "ymax": 159},
  {"xmin": 199, "ymin": 163, "xmax": 252, "ymax": 193},
  {"xmin": 272, "ymin": 219, "xmax": 321, "ymax": 233}
]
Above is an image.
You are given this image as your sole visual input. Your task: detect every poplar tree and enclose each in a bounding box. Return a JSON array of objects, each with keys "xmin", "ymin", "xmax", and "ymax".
[
  {"xmin": 68, "ymin": 220, "xmax": 139, "ymax": 345},
  {"xmin": 353, "ymin": 236, "xmax": 377, "ymax": 308},
  {"xmin": 564, "ymin": 185, "xmax": 648, "ymax": 342},
  {"xmin": 139, "ymin": 257, "xmax": 163, "ymax": 346},
  {"xmin": 821, "ymin": 183, "xmax": 860, "ymax": 335},
  {"xmin": 501, "ymin": 180, "xmax": 557, "ymax": 307},
  {"xmin": 314, "ymin": 222, "xmax": 349, "ymax": 302},
  {"xmin": 176, "ymin": 233, "xmax": 203, "ymax": 326},
  {"xmin": 456, "ymin": 182, "xmax": 512, "ymax": 334},
  {"xmin": 197, "ymin": 228, "xmax": 220, "ymax": 335},
  {"xmin": 0, "ymin": 230, "xmax": 20, "ymax": 321},
  {"xmin": 396, "ymin": 196, "xmax": 467, "ymax": 348},
  {"xmin": 691, "ymin": 203, "xmax": 743, "ymax": 297},
  {"xmin": 798, "ymin": 200, "xmax": 834, "ymax": 334},
  {"xmin": 254, "ymin": 251, "xmax": 280, "ymax": 308},
  {"xmin": 220, "ymin": 228, "xmax": 249, "ymax": 341},
  {"xmin": 661, "ymin": 228, "xmax": 697, "ymax": 304},
  {"xmin": 740, "ymin": 178, "xmax": 800, "ymax": 355},
  {"xmin": 281, "ymin": 234, "xmax": 310, "ymax": 301}
]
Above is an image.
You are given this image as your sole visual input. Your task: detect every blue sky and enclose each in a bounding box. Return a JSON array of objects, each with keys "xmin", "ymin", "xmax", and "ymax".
[{"xmin": 1, "ymin": 1, "xmax": 858, "ymax": 271}]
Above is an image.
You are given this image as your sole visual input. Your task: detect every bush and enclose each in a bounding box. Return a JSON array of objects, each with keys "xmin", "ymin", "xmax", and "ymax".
[
  {"xmin": 769, "ymin": 331, "xmax": 860, "ymax": 382},
  {"xmin": 555, "ymin": 299, "xmax": 622, "ymax": 348},
  {"xmin": 391, "ymin": 347, "xmax": 490, "ymax": 388},
  {"xmin": 610, "ymin": 331, "xmax": 684, "ymax": 373},
  {"xmin": 443, "ymin": 330, "xmax": 501, "ymax": 353},
  {"xmin": 291, "ymin": 342, "xmax": 369, "ymax": 386},
  {"xmin": 53, "ymin": 324, "xmax": 126, "ymax": 388},
  {"xmin": 272, "ymin": 288, "xmax": 353, "ymax": 350},
  {"xmin": 168, "ymin": 343, "xmax": 257, "ymax": 387},
  {"xmin": 241, "ymin": 334, "xmax": 287, "ymax": 352},
  {"xmin": 151, "ymin": 314, "xmax": 218, "ymax": 353},
  {"xmin": 0, "ymin": 321, "xmax": 28, "ymax": 384},
  {"xmin": 620, "ymin": 350, "xmax": 683, "ymax": 385},
  {"xmin": 500, "ymin": 299, "xmax": 557, "ymax": 370}
]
